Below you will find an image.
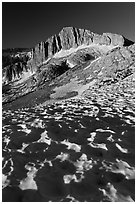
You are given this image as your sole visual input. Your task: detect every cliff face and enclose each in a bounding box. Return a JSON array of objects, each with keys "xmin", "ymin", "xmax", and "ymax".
[
  {"xmin": 2, "ymin": 51, "xmax": 32, "ymax": 84},
  {"xmin": 3, "ymin": 27, "xmax": 134, "ymax": 84},
  {"xmin": 2, "ymin": 61, "xmax": 34, "ymax": 84},
  {"xmin": 31, "ymin": 27, "xmax": 133, "ymax": 67}
]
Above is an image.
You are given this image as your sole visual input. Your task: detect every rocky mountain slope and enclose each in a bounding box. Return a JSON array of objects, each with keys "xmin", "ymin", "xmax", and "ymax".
[
  {"xmin": 2, "ymin": 27, "xmax": 133, "ymax": 85},
  {"xmin": 31, "ymin": 27, "xmax": 132, "ymax": 66},
  {"xmin": 2, "ymin": 27, "xmax": 135, "ymax": 202},
  {"xmin": 2, "ymin": 48, "xmax": 32, "ymax": 84},
  {"xmin": 3, "ymin": 42, "xmax": 135, "ymax": 106}
]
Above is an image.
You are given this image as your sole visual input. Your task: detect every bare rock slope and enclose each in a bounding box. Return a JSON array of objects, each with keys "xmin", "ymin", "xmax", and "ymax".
[
  {"xmin": 2, "ymin": 27, "xmax": 133, "ymax": 85},
  {"xmin": 31, "ymin": 27, "xmax": 133, "ymax": 66}
]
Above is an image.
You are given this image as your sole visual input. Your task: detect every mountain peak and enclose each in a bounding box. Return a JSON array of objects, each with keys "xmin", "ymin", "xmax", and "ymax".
[
  {"xmin": 2, "ymin": 27, "xmax": 134, "ymax": 86},
  {"xmin": 30, "ymin": 27, "xmax": 134, "ymax": 68}
]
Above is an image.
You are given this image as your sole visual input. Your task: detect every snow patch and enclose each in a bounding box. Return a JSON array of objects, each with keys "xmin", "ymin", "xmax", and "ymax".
[
  {"xmin": 96, "ymin": 129, "xmax": 115, "ymax": 134},
  {"xmin": 116, "ymin": 143, "xmax": 128, "ymax": 153},
  {"xmin": 19, "ymin": 166, "xmax": 38, "ymax": 190},
  {"xmin": 61, "ymin": 139, "xmax": 81, "ymax": 152},
  {"xmin": 89, "ymin": 142, "xmax": 108, "ymax": 151},
  {"xmin": 87, "ymin": 132, "xmax": 96, "ymax": 142},
  {"xmin": 53, "ymin": 44, "xmax": 116, "ymax": 59},
  {"xmin": 38, "ymin": 130, "xmax": 51, "ymax": 145},
  {"xmin": 2, "ymin": 174, "xmax": 10, "ymax": 189},
  {"xmin": 56, "ymin": 152, "xmax": 69, "ymax": 161},
  {"xmin": 99, "ymin": 182, "xmax": 134, "ymax": 202}
]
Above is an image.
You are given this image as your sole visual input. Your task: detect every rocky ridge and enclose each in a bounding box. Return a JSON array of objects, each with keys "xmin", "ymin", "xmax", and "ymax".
[
  {"xmin": 2, "ymin": 49, "xmax": 32, "ymax": 84},
  {"xmin": 31, "ymin": 27, "xmax": 133, "ymax": 67},
  {"xmin": 2, "ymin": 43, "xmax": 135, "ymax": 106},
  {"xmin": 2, "ymin": 27, "xmax": 133, "ymax": 84}
]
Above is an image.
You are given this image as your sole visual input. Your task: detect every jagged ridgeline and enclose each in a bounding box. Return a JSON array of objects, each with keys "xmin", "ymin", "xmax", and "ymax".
[
  {"xmin": 2, "ymin": 27, "xmax": 134, "ymax": 106},
  {"xmin": 3, "ymin": 27, "xmax": 133, "ymax": 83}
]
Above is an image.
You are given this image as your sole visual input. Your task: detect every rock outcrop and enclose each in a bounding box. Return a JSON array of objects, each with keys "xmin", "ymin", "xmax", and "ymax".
[
  {"xmin": 31, "ymin": 27, "xmax": 134, "ymax": 67},
  {"xmin": 2, "ymin": 51, "xmax": 33, "ymax": 84},
  {"xmin": 2, "ymin": 27, "xmax": 134, "ymax": 84},
  {"xmin": 2, "ymin": 43, "xmax": 135, "ymax": 105}
]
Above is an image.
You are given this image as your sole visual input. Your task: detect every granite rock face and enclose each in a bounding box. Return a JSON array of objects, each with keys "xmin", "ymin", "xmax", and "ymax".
[
  {"xmin": 2, "ymin": 27, "xmax": 133, "ymax": 84},
  {"xmin": 31, "ymin": 27, "xmax": 133, "ymax": 67},
  {"xmin": 2, "ymin": 51, "xmax": 32, "ymax": 84}
]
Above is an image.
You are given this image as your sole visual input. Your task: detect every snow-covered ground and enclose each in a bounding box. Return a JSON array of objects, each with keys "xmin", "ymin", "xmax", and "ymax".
[{"xmin": 2, "ymin": 95, "xmax": 135, "ymax": 201}]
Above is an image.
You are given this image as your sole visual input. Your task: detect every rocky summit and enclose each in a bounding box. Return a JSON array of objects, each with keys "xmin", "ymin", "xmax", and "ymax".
[{"xmin": 2, "ymin": 27, "xmax": 135, "ymax": 202}]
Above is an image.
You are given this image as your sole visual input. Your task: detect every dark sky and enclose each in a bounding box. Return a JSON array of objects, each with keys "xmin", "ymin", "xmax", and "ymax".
[{"xmin": 2, "ymin": 2, "xmax": 135, "ymax": 49}]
